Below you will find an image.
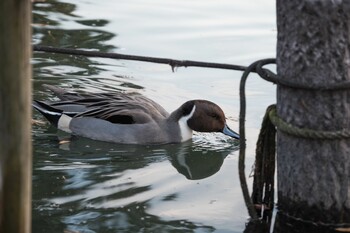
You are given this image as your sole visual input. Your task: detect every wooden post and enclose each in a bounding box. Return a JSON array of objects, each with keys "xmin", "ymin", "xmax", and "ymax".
[
  {"xmin": 0, "ymin": 0, "xmax": 32, "ymax": 232},
  {"xmin": 276, "ymin": 0, "xmax": 350, "ymax": 225}
]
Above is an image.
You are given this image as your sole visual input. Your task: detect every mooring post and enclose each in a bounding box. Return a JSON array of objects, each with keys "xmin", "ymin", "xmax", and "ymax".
[
  {"xmin": 275, "ymin": 0, "xmax": 350, "ymax": 228},
  {"xmin": 0, "ymin": 0, "xmax": 32, "ymax": 232}
]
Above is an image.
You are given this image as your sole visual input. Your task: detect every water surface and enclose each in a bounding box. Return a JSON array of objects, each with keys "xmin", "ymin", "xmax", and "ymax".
[{"xmin": 32, "ymin": 0, "xmax": 276, "ymax": 232}]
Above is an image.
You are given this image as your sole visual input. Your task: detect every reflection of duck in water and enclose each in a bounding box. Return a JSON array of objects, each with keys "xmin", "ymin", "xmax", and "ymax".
[
  {"xmin": 167, "ymin": 141, "xmax": 237, "ymax": 180},
  {"xmin": 33, "ymin": 85, "xmax": 239, "ymax": 145},
  {"xmin": 51, "ymin": 135, "xmax": 236, "ymax": 180}
]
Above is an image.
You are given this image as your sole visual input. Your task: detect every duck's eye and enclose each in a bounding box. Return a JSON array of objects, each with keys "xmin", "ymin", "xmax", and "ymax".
[{"xmin": 210, "ymin": 113, "xmax": 220, "ymax": 120}]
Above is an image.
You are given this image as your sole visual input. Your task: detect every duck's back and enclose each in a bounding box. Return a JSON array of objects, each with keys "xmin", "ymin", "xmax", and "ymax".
[{"xmin": 43, "ymin": 84, "xmax": 169, "ymax": 124}]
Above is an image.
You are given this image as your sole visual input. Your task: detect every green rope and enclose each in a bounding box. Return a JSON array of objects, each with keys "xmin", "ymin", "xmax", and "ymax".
[{"xmin": 269, "ymin": 105, "xmax": 350, "ymax": 139}]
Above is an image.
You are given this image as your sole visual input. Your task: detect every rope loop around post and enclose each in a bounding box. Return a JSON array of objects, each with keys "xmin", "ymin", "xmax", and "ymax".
[
  {"xmin": 268, "ymin": 105, "xmax": 350, "ymax": 139},
  {"xmin": 255, "ymin": 58, "xmax": 350, "ymax": 91}
]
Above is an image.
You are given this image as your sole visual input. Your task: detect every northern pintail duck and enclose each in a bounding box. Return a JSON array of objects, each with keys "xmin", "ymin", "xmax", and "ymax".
[{"xmin": 33, "ymin": 85, "xmax": 240, "ymax": 145}]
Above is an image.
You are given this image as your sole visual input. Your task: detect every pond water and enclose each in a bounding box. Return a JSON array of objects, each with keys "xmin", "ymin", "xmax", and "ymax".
[{"xmin": 32, "ymin": 0, "xmax": 276, "ymax": 232}]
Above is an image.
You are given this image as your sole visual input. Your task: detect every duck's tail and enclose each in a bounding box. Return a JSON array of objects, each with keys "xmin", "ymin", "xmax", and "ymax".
[
  {"xmin": 32, "ymin": 100, "xmax": 63, "ymax": 127},
  {"xmin": 43, "ymin": 84, "xmax": 81, "ymax": 101}
]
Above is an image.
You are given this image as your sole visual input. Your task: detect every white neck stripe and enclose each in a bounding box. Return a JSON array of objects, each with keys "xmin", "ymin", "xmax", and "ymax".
[{"xmin": 178, "ymin": 105, "xmax": 196, "ymax": 142}]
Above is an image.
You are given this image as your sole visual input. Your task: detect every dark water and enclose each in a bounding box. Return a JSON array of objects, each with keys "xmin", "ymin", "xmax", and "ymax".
[
  {"xmin": 32, "ymin": 125, "xmax": 239, "ymax": 232},
  {"xmin": 32, "ymin": 0, "xmax": 276, "ymax": 232}
]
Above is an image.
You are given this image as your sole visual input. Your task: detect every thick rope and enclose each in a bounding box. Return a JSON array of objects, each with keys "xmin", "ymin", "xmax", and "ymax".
[
  {"xmin": 269, "ymin": 105, "xmax": 350, "ymax": 139},
  {"xmin": 255, "ymin": 59, "xmax": 350, "ymax": 91}
]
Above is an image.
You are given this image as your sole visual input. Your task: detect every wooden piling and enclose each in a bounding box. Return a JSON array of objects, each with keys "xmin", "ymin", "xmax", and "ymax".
[
  {"xmin": 276, "ymin": 0, "xmax": 350, "ymax": 226},
  {"xmin": 0, "ymin": 0, "xmax": 32, "ymax": 232}
]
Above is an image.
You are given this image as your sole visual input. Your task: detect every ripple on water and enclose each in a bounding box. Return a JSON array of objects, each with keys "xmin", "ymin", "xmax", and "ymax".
[
  {"xmin": 31, "ymin": 0, "xmax": 275, "ymax": 231},
  {"xmin": 32, "ymin": 123, "xmax": 241, "ymax": 231}
]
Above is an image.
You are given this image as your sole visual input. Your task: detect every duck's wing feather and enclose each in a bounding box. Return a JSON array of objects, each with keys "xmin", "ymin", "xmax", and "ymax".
[
  {"xmin": 46, "ymin": 96, "xmax": 168, "ymax": 125},
  {"xmin": 43, "ymin": 84, "xmax": 169, "ymax": 120},
  {"xmin": 76, "ymin": 106, "xmax": 153, "ymax": 124},
  {"xmin": 43, "ymin": 84, "xmax": 114, "ymax": 101}
]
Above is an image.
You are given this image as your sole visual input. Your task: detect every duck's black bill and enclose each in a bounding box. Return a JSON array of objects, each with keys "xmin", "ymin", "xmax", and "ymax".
[{"xmin": 222, "ymin": 124, "xmax": 240, "ymax": 139}]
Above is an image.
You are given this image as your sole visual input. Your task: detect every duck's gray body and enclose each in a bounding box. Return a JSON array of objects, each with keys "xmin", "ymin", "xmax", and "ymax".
[
  {"xmin": 69, "ymin": 116, "xmax": 181, "ymax": 144},
  {"xmin": 33, "ymin": 85, "xmax": 239, "ymax": 145}
]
